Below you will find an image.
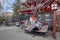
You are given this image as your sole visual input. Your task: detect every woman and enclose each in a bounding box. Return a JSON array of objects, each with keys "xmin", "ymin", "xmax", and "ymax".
[{"xmin": 31, "ymin": 20, "xmax": 42, "ymax": 34}]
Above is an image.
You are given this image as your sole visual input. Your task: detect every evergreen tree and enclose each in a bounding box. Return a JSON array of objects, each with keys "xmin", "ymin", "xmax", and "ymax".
[{"xmin": 13, "ymin": 0, "xmax": 21, "ymax": 15}]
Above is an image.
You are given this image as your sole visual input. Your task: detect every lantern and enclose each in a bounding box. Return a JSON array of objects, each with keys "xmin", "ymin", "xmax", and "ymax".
[{"xmin": 51, "ymin": 2, "xmax": 58, "ymax": 11}]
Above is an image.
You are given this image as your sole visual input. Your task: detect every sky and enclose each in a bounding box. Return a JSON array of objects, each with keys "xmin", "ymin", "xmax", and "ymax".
[
  {"xmin": 20, "ymin": 0, "xmax": 26, "ymax": 2},
  {"xmin": 0, "ymin": 0, "xmax": 26, "ymax": 12},
  {"xmin": 3, "ymin": 0, "xmax": 15, "ymax": 12}
]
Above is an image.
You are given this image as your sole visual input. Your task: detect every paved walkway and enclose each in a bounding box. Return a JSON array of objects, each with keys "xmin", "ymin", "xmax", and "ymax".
[
  {"xmin": 57, "ymin": 32, "xmax": 60, "ymax": 40},
  {"xmin": 0, "ymin": 27, "xmax": 53, "ymax": 40}
]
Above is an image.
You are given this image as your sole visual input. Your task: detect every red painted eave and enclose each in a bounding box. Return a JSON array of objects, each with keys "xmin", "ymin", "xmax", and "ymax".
[{"xmin": 18, "ymin": 8, "xmax": 34, "ymax": 13}]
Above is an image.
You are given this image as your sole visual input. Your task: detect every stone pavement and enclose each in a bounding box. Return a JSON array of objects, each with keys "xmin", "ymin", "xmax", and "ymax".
[
  {"xmin": 57, "ymin": 32, "xmax": 60, "ymax": 40},
  {"xmin": 0, "ymin": 26, "xmax": 54, "ymax": 40}
]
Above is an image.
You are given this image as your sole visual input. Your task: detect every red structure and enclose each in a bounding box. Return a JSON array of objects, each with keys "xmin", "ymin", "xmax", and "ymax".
[{"xmin": 19, "ymin": 0, "xmax": 58, "ymax": 40}]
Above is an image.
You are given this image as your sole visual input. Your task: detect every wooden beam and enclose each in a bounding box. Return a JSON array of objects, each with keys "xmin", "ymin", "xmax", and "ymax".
[{"xmin": 53, "ymin": 11, "xmax": 56, "ymax": 40}]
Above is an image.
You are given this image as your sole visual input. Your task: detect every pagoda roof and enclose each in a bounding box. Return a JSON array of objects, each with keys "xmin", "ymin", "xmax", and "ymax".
[{"xmin": 19, "ymin": 0, "xmax": 57, "ymax": 14}]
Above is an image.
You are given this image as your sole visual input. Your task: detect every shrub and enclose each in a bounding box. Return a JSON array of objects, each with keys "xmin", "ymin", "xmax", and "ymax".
[{"xmin": 0, "ymin": 18, "xmax": 6, "ymax": 24}]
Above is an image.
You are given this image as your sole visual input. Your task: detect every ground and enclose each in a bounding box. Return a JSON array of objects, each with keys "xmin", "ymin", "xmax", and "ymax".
[
  {"xmin": 57, "ymin": 32, "xmax": 60, "ymax": 40},
  {"xmin": 0, "ymin": 26, "xmax": 59, "ymax": 40}
]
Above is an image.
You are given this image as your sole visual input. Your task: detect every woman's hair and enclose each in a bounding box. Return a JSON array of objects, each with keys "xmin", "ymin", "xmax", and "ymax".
[{"xmin": 35, "ymin": 21, "xmax": 37, "ymax": 23}]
